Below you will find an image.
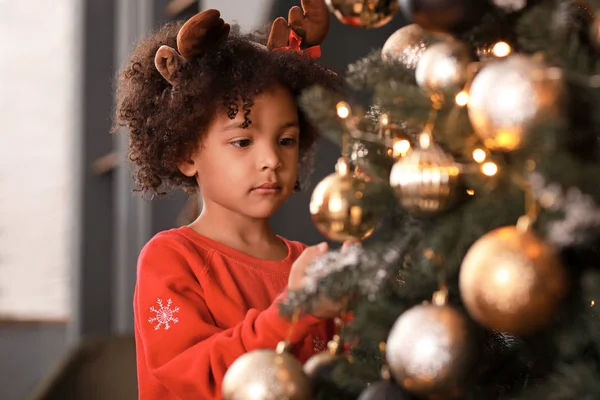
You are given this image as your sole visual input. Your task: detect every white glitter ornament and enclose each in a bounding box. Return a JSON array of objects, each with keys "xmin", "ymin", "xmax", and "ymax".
[{"xmin": 386, "ymin": 304, "xmax": 477, "ymax": 399}]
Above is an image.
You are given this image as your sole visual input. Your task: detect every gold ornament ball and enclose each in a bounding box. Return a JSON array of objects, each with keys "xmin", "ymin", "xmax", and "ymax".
[
  {"xmin": 459, "ymin": 226, "xmax": 569, "ymax": 336},
  {"xmin": 381, "ymin": 24, "xmax": 432, "ymax": 70},
  {"xmin": 389, "ymin": 142, "xmax": 461, "ymax": 216},
  {"xmin": 222, "ymin": 347, "xmax": 311, "ymax": 400},
  {"xmin": 325, "ymin": 0, "xmax": 399, "ymax": 28},
  {"xmin": 386, "ymin": 304, "xmax": 477, "ymax": 399},
  {"xmin": 415, "ymin": 40, "xmax": 475, "ymax": 96},
  {"xmin": 310, "ymin": 158, "xmax": 383, "ymax": 242},
  {"xmin": 467, "ymin": 55, "xmax": 564, "ymax": 152}
]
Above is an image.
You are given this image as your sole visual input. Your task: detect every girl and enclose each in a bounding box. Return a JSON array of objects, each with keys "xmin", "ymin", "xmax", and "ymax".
[{"xmin": 113, "ymin": 3, "xmax": 346, "ymax": 399}]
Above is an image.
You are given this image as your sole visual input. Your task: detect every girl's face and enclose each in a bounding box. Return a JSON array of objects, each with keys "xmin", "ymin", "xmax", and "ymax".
[{"xmin": 181, "ymin": 83, "xmax": 300, "ymax": 220}]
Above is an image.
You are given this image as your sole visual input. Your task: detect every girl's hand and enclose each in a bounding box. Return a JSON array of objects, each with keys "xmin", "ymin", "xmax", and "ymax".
[{"xmin": 287, "ymin": 240, "xmax": 360, "ymax": 319}]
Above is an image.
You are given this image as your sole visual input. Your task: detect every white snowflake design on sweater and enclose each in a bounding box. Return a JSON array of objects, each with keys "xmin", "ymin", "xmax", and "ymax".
[{"xmin": 148, "ymin": 298, "xmax": 179, "ymax": 330}]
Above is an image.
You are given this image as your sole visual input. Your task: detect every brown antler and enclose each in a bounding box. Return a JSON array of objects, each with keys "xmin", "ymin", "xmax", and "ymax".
[
  {"xmin": 267, "ymin": 0, "xmax": 330, "ymax": 50},
  {"xmin": 177, "ymin": 9, "xmax": 230, "ymax": 61}
]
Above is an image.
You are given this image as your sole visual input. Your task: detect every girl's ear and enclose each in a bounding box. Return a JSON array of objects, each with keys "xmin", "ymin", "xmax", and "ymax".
[
  {"xmin": 154, "ymin": 45, "xmax": 186, "ymax": 85},
  {"xmin": 178, "ymin": 158, "xmax": 198, "ymax": 178}
]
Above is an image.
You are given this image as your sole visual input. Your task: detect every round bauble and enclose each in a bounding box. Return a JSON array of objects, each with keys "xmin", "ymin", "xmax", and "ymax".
[
  {"xmin": 415, "ymin": 40, "xmax": 476, "ymax": 96},
  {"xmin": 459, "ymin": 225, "xmax": 569, "ymax": 335},
  {"xmin": 381, "ymin": 24, "xmax": 434, "ymax": 70},
  {"xmin": 222, "ymin": 347, "xmax": 310, "ymax": 400},
  {"xmin": 326, "ymin": 0, "xmax": 399, "ymax": 28},
  {"xmin": 467, "ymin": 55, "xmax": 564, "ymax": 151},
  {"xmin": 389, "ymin": 142, "xmax": 461, "ymax": 216},
  {"xmin": 310, "ymin": 158, "xmax": 383, "ymax": 241},
  {"xmin": 399, "ymin": 0, "xmax": 489, "ymax": 33},
  {"xmin": 304, "ymin": 351, "xmax": 339, "ymax": 377},
  {"xmin": 386, "ymin": 304, "xmax": 477, "ymax": 399}
]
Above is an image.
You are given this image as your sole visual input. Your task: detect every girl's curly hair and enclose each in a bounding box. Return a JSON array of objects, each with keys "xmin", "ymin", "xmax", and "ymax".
[{"xmin": 113, "ymin": 21, "xmax": 342, "ymax": 196}]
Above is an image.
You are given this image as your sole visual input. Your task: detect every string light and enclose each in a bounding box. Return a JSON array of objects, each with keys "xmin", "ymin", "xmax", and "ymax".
[
  {"xmin": 336, "ymin": 101, "xmax": 350, "ymax": 119},
  {"xmin": 492, "ymin": 42, "xmax": 511, "ymax": 57},
  {"xmin": 380, "ymin": 113, "xmax": 390, "ymax": 126},
  {"xmin": 455, "ymin": 91, "xmax": 469, "ymax": 106},
  {"xmin": 466, "ymin": 189, "xmax": 475, "ymax": 196},
  {"xmin": 419, "ymin": 133, "xmax": 431, "ymax": 149},
  {"xmin": 472, "ymin": 148, "xmax": 486, "ymax": 163},
  {"xmin": 481, "ymin": 162, "xmax": 498, "ymax": 176},
  {"xmin": 393, "ymin": 139, "xmax": 411, "ymax": 157}
]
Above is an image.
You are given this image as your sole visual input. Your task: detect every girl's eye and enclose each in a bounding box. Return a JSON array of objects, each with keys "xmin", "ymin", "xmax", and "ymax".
[
  {"xmin": 231, "ymin": 139, "xmax": 251, "ymax": 148},
  {"xmin": 279, "ymin": 137, "xmax": 297, "ymax": 146}
]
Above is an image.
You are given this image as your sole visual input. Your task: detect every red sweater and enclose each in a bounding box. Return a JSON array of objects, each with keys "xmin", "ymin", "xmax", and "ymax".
[{"xmin": 133, "ymin": 227, "xmax": 333, "ymax": 400}]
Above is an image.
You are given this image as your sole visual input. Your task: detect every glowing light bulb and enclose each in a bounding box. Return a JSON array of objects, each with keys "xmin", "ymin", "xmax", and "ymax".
[
  {"xmin": 419, "ymin": 133, "xmax": 431, "ymax": 149},
  {"xmin": 492, "ymin": 42, "xmax": 511, "ymax": 57},
  {"xmin": 336, "ymin": 102, "xmax": 350, "ymax": 119},
  {"xmin": 455, "ymin": 91, "xmax": 469, "ymax": 106},
  {"xmin": 472, "ymin": 148, "xmax": 486, "ymax": 163},
  {"xmin": 380, "ymin": 113, "xmax": 390, "ymax": 126},
  {"xmin": 393, "ymin": 139, "xmax": 411, "ymax": 157},
  {"xmin": 481, "ymin": 162, "xmax": 498, "ymax": 176},
  {"xmin": 466, "ymin": 189, "xmax": 475, "ymax": 196}
]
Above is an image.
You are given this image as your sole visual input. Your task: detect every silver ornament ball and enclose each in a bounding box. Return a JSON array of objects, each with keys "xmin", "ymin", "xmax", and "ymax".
[
  {"xmin": 382, "ymin": 24, "xmax": 432, "ymax": 70},
  {"xmin": 386, "ymin": 304, "xmax": 477, "ymax": 399},
  {"xmin": 415, "ymin": 40, "xmax": 475, "ymax": 96},
  {"xmin": 222, "ymin": 347, "xmax": 311, "ymax": 400},
  {"xmin": 467, "ymin": 55, "xmax": 564, "ymax": 151}
]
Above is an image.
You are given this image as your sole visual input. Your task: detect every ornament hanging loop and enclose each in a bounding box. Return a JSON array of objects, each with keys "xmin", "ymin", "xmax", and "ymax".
[
  {"xmin": 378, "ymin": 342, "xmax": 392, "ymax": 381},
  {"xmin": 424, "ymin": 248, "xmax": 448, "ymax": 306},
  {"xmin": 336, "ymin": 101, "xmax": 353, "ymax": 159},
  {"xmin": 512, "ymin": 173, "xmax": 540, "ymax": 232},
  {"xmin": 279, "ymin": 307, "xmax": 301, "ymax": 354}
]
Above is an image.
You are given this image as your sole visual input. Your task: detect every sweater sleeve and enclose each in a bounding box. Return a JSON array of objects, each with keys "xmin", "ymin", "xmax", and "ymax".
[{"xmin": 134, "ymin": 235, "xmax": 324, "ymax": 399}]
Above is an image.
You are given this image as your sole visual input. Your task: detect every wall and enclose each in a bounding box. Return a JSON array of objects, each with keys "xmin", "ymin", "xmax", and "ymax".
[{"xmin": 0, "ymin": 0, "xmax": 83, "ymax": 398}]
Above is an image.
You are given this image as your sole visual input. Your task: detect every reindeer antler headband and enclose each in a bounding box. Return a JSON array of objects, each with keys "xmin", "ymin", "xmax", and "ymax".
[{"xmin": 154, "ymin": 0, "xmax": 330, "ymax": 86}]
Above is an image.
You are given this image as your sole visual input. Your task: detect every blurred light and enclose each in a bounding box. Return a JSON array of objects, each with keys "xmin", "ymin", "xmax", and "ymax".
[
  {"xmin": 393, "ymin": 139, "xmax": 411, "ymax": 157},
  {"xmin": 336, "ymin": 102, "xmax": 350, "ymax": 119},
  {"xmin": 336, "ymin": 159, "xmax": 349, "ymax": 175},
  {"xmin": 466, "ymin": 189, "xmax": 475, "ymax": 196},
  {"xmin": 419, "ymin": 133, "xmax": 431, "ymax": 149},
  {"xmin": 380, "ymin": 113, "xmax": 390, "ymax": 126},
  {"xmin": 472, "ymin": 148, "xmax": 487, "ymax": 163},
  {"xmin": 592, "ymin": 300, "xmax": 596, "ymax": 307},
  {"xmin": 455, "ymin": 91, "xmax": 469, "ymax": 106},
  {"xmin": 328, "ymin": 192, "xmax": 344, "ymax": 213},
  {"xmin": 492, "ymin": 42, "xmax": 511, "ymax": 57},
  {"xmin": 481, "ymin": 162, "xmax": 498, "ymax": 176}
]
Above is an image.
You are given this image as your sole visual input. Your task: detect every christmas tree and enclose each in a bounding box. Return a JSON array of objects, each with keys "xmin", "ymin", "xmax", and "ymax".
[{"xmin": 223, "ymin": 0, "xmax": 600, "ymax": 399}]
